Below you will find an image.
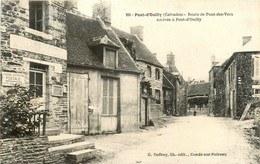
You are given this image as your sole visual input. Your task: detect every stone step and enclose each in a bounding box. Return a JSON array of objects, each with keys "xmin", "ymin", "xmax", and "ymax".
[
  {"xmin": 45, "ymin": 129, "xmax": 60, "ymax": 136},
  {"xmin": 48, "ymin": 134, "xmax": 85, "ymax": 147},
  {"xmin": 66, "ymin": 149, "xmax": 97, "ymax": 164},
  {"xmin": 48, "ymin": 141, "xmax": 95, "ymax": 153}
]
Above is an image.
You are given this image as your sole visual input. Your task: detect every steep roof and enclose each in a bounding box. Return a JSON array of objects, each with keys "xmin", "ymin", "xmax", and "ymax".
[
  {"xmin": 66, "ymin": 13, "xmax": 140, "ymax": 73},
  {"xmin": 112, "ymin": 27, "xmax": 163, "ymax": 68},
  {"xmin": 163, "ymin": 69, "xmax": 177, "ymax": 87},
  {"xmin": 187, "ymin": 82, "xmax": 210, "ymax": 97}
]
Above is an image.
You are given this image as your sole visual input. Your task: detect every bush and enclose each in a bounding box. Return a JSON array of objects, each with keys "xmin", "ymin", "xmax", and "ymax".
[{"xmin": 0, "ymin": 85, "xmax": 41, "ymax": 138}]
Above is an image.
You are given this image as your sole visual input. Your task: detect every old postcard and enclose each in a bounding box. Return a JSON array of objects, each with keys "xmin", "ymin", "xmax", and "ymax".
[{"xmin": 0, "ymin": 0, "xmax": 260, "ymax": 164}]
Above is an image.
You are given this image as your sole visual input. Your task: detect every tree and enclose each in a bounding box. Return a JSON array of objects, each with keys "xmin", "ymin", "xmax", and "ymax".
[{"xmin": 0, "ymin": 85, "xmax": 41, "ymax": 138}]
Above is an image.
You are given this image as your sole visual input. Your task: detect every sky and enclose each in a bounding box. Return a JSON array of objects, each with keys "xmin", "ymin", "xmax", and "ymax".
[{"xmin": 77, "ymin": 0, "xmax": 260, "ymax": 81}]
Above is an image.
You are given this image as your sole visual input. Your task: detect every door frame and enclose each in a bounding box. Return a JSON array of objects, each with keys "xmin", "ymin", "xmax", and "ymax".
[{"xmin": 100, "ymin": 76, "xmax": 121, "ymax": 133}]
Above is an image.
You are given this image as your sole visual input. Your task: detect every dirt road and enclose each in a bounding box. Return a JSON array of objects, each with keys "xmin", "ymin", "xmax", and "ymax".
[{"xmin": 87, "ymin": 116, "xmax": 258, "ymax": 164}]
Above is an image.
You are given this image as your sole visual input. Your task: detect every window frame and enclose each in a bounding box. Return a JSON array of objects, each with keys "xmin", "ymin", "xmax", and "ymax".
[
  {"xmin": 155, "ymin": 89, "xmax": 161, "ymax": 104},
  {"xmin": 29, "ymin": 69, "xmax": 46, "ymax": 100},
  {"xmin": 252, "ymin": 85, "xmax": 260, "ymax": 97},
  {"xmin": 253, "ymin": 56, "xmax": 260, "ymax": 79},
  {"xmin": 103, "ymin": 47, "xmax": 118, "ymax": 69},
  {"xmin": 155, "ymin": 68, "xmax": 160, "ymax": 80},
  {"xmin": 29, "ymin": 1, "xmax": 46, "ymax": 32},
  {"xmin": 146, "ymin": 65, "xmax": 152, "ymax": 78}
]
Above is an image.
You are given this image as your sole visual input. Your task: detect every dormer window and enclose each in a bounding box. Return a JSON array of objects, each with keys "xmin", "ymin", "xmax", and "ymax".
[
  {"xmin": 103, "ymin": 47, "xmax": 118, "ymax": 69},
  {"xmin": 29, "ymin": 1, "xmax": 46, "ymax": 32}
]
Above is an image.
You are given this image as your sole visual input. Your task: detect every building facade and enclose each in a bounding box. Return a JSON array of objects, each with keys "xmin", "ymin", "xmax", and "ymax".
[
  {"xmin": 1, "ymin": 0, "xmax": 71, "ymax": 132},
  {"xmin": 112, "ymin": 25, "xmax": 164, "ymax": 126}
]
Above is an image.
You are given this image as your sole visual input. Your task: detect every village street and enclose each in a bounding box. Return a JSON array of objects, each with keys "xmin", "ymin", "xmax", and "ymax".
[{"xmin": 86, "ymin": 116, "xmax": 258, "ymax": 164}]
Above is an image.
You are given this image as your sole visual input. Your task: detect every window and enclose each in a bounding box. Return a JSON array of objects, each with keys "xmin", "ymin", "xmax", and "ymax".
[
  {"xmin": 29, "ymin": 63, "xmax": 47, "ymax": 99},
  {"xmin": 29, "ymin": 1, "xmax": 45, "ymax": 31},
  {"xmin": 155, "ymin": 68, "xmax": 160, "ymax": 80},
  {"xmin": 102, "ymin": 77, "xmax": 119, "ymax": 115},
  {"xmin": 254, "ymin": 57, "xmax": 260, "ymax": 77},
  {"xmin": 253, "ymin": 85, "xmax": 260, "ymax": 97},
  {"xmin": 146, "ymin": 66, "xmax": 151, "ymax": 78},
  {"xmin": 104, "ymin": 49, "xmax": 117, "ymax": 69},
  {"xmin": 155, "ymin": 89, "xmax": 161, "ymax": 104}
]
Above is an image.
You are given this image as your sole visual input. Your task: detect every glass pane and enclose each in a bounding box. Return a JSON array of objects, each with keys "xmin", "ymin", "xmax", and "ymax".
[
  {"xmin": 36, "ymin": 72, "xmax": 43, "ymax": 85},
  {"xmin": 37, "ymin": 21, "xmax": 42, "ymax": 31},
  {"xmin": 36, "ymin": 8, "xmax": 42, "ymax": 21},
  {"xmin": 29, "ymin": 8, "xmax": 35, "ymax": 29},
  {"xmin": 36, "ymin": 86, "xmax": 43, "ymax": 98},
  {"xmin": 29, "ymin": 72, "xmax": 35, "ymax": 84}
]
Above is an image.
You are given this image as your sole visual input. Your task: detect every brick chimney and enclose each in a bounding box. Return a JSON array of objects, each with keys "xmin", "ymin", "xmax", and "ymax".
[
  {"xmin": 93, "ymin": 1, "xmax": 111, "ymax": 27},
  {"xmin": 65, "ymin": 0, "xmax": 78, "ymax": 10},
  {"xmin": 166, "ymin": 52, "xmax": 175, "ymax": 73},
  {"xmin": 130, "ymin": 26, "xmax": 144, "ymax": 41},
  {"xmin": 242, "ymin": 36, "xmax": 252, "ymax": 46}
]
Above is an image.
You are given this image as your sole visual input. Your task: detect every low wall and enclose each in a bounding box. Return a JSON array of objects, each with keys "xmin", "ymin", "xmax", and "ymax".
[
  {"xmin": 0, "ymin": 136, "xmax": 74, "ymax": 164},
  {"xmin": 0, "ymin": 137, "xmax": 48, "ymax": 164}
]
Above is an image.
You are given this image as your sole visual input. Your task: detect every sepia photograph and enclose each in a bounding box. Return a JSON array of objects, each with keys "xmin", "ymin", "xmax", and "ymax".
[{"xmin": 0, "ymin": 0, "xmax": 260, "ymax": 163}]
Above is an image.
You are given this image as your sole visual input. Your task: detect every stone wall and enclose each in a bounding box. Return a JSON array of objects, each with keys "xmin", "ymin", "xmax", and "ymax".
[
  {"xmin": 1, "ymin": 0, "xmax": 68, "ymax": 132},
  {"xmin": 137, "ymin": 61, "xmax": 164, "ymax": 120},
  {"xmin": 0, "ymin": 136, "xmax": 84, "ymax": 164},
  {"xmin": 0, "ymin": 137, "xmax": 48, "ymax": 164}
]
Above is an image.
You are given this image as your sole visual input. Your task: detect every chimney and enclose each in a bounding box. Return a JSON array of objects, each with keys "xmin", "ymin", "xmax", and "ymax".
[
  {"xmin": 152, "ymin": 53, "xmax": 157, "ymax": 58},
  {"xmin": 130, "ymin": 26, "xmax": 144, "ymax": 41},
  {"xmin": 242, "ymin": 36, "xmax": 252, "ymax": 46},
  {"xmin": 166, "ymin": 52, "xmax": 175, "ymax": 67},
  {"xmin": 93, "ymin": 1, "xmax": 111, "ymax": 27},
  {"xmin": 65, "ymin": 0, "xmax": 78, "ymax": 10},
  {"xmin": 166, "ymin": 52, "xmax": 175, "ymax": 73}
]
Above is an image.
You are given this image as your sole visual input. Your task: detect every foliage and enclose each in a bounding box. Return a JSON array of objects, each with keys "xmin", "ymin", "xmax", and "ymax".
[{"xmin": 0, "ymin": 85, "xmax": 41, "ymax": 138}]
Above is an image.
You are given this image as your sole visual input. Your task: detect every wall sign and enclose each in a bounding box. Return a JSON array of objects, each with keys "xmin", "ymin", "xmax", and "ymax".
[{"xmin": 2, "ymin": 72, "xmax": 25, "ymax": 86}]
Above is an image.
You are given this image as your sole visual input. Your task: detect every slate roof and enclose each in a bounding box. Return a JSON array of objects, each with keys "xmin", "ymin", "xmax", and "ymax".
[
  {"xmin": 112, "ymin": 27, "xmax": 163, "ymax": 68},
  {"xmin": 163, "ymin": 69, "xmax": 177, "ymax": 87},
  {"xmin": 187, "ymin": 82, "xmax": 210, "ymax": 97},
  {"xmin": 66, "ymin": 13, "xmax": 140, "ymax": 73}
]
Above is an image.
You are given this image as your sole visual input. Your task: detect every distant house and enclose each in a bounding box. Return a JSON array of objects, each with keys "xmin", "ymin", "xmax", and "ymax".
[
  {"xmin": 112, "ymin": 25, "xmax": 164, "ymax": 126},
  {"xmin": 209, "ymin": 60, "xmax": 226, "ymax": 116},
  {"xmin": 209, "ymin": 36, "xmax": 260, "ymax": 119},
  {"xmin": 66, "ymin": 2, "xmax": 141, "ymax": 134},
  {"xmin": 187, "ymin": 82, "xmax": 210, "ymax": 111},
  {"xmin": 164, "ymin": 53, "xmax": 187, "ymax": 116},
  {"xmin": 163, "ymin": 69, "xmax": 176, "ymax": 115}
]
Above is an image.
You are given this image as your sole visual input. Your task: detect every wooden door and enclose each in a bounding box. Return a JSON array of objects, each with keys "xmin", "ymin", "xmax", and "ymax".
[
  {"xmin": 101, "ymin": 77, "xmax": 120, "ymax": 132},
  {"xmin": 69, "ymin": 73, "xmax": 89, "ymax": 134}
]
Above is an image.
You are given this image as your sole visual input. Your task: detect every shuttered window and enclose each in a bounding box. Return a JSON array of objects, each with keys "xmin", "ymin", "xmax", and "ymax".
[
  {"xmin": 104, "ymin": 49, "xmax": 116, "ymax": 69},
  {"xmin": 254, "ymin": 57, "xmax": 260, "ymax": 77},
  {"xmin": 102, "ymin": 77, "xmax": 119, "ymax": 115}
]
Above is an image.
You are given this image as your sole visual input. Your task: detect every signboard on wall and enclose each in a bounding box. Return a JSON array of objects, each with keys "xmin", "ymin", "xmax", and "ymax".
[{"xmin": 2, "ymin": 72, "xmax": 25, "ymax": 86}]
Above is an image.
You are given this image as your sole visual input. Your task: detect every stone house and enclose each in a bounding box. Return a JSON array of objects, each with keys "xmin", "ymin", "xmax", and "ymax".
[
  {"xmin": 210, "ymin": 36, "xmax": 260, "ymax": 119},
  {"xmin": 162, "ymin": 69, "xmax": 176, "ymax": 116},
  {"xmin": 208, "ymin": 64, "xmax": 225, "ymax": 116},
  {"xmin": 0, "ymin": 0, "xmax": 72, "ymax": 133},
  {"xmin": 112, "ymin": 26, "xmax": 164, "ymax": 126},
  {"xmin": 66, "ymin": 5, "xmax": 141, "ymax": 134},
  {"xmin": 164, "ymin": 52, "xmax": 187, "ymax": 116},
  {"xmin": 222, "ymin": 51, "xmax": 260, "ymax": 119}
]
